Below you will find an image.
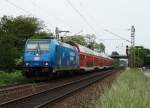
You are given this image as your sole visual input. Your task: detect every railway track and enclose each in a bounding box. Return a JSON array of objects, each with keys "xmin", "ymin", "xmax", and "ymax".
[
  {"xmin": 0, "ymin": 82, "xmax": 52, "ymax": 103},
  {"xmin": 0, "ymin": 71, "xmax": 102, "ymax": 103},
  {"xmin": 0, "ymin": 70, "xmax": 116, "ymax": 108}
]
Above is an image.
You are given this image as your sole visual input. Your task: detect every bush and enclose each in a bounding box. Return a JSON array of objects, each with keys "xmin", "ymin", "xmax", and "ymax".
[
  {"xmin": 0, "ymin": 70, "xmax": 27, "ymax": 86},
  {"xmin": 0, "ymin": 33, "xmax": 20, "ymax": 70}
]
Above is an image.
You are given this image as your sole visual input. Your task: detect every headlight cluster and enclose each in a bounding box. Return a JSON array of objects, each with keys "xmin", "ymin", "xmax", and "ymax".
[{"xmin": 24, "ymin": 61, "xmax": 49, "ymax": 67}]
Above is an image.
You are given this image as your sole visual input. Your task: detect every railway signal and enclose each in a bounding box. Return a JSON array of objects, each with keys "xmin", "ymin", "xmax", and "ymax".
[{"xmin": 126, "ymin": 45, "xmax": 129, "ymax": 56}]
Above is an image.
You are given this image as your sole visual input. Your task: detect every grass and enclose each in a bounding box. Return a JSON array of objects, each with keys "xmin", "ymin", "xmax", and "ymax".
[
  {"xmin": 92, "ymin": 68, "xmax": 150, "ymax": 108},
  {"xmin": 0, "ymin": 70, "xmax": 27, "ymax": 87}
]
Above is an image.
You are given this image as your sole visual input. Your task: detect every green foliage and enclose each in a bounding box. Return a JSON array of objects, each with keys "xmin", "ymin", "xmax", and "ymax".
[
  {"xmin": 94, "ymin": 42, "xmax": 105, "ymax": 53},
  {"xmin": 84, "ymin": 34, "xmax": 105, "ymax": 52},
  {"xmin": 32, "ymin": 31, "xmax": 51, "ymax": 39},
  {"xmin": 130, "ymin": 46, "xmax": 150, "ymax": 67},
  {"xmin": 1, "ymin": 15, "xmax": 44, "ymax": 37},
  {"xmin": 0, "ymin": 32, "xmax": 19, "ymax": 70},
  {"xmin": 92, "ymin": 69, "xmax": 150, "ymax": 108},
  {"xmin": 63, "ymin": 35, "xmax": 87, "ymax": 46},
  {"xmin": 0, "ymin": 15, "xmax": 47, "ymax": 70},
  {"xmin": 0, "ymin": 70, "xmax": 27, "ymax": 86},
  {"xmin": 85, "ymin": 34, "xmax": 96, "ymax": 50}
]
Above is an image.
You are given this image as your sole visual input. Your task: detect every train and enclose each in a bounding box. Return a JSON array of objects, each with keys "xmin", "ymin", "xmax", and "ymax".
[{"xmin": 23, "ymin": 38, "xmax": 113, "ymax": 80}]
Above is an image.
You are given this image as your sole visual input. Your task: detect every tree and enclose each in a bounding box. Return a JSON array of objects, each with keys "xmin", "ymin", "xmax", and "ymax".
[
  {"xmin": 84, "ymin": 34, "xmax": 105, "ymax": 52},
  {"xmin": 127, "ymin": 46, "xmax": 150, "ymax": 67},
  {"xmin": 63, "ymin": 35, "xmax": 87, "ymax": 46},
  {"xmin": 0, "ymin": 32, "xmax": 19, "ymax": 70},
  {"xmin": 32, "ymin": 31, "xmax": 51, "ymax": 39},
  {"xmin": 0, "ymin": 15, "xmax": 47, "ymax": 70},
  {"xmin": 94, "ymin": 42, "xmax": 105, "ymax": 53},
  {"xmin": 85, "ymin": 34, "xmax": 96, "ymax": 50},
  {"xmin": 133, "ymin": 46, "xmax": 150, "ymax": 67},
  {"xmin": 0, "ymin": 16, "xmax": 46, "ymax": 50}
]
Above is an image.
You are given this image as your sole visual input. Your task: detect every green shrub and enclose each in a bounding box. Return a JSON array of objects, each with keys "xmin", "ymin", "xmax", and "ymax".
[{"xmin": 0, "ymin": 70, "xmax": 27, "ymax": 86}]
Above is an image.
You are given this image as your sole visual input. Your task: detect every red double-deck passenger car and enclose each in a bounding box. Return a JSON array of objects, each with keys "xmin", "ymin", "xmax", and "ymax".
[{"xmin": 68, "ymin": 42, "xmax": 113, "ymax": 71}]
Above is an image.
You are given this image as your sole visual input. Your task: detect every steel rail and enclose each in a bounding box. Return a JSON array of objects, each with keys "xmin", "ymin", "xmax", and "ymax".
[{"xmin": 0, "ymin": 82, "xmax": 50, "ymax": 104}]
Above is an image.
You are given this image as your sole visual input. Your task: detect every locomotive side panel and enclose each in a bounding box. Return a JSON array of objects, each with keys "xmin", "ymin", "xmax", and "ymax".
[{"xmin": 54, "ymin": 43, "xmax": 79, "ymax": 72}]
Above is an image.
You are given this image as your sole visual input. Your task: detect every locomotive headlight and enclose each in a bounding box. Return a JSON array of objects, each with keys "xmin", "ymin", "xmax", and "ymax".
[
  {"xmin": 45, "ymin": 62, "xmax": 48, "ymax": 66},
  {"xmin": 36, "ymin": 53, "xmax": 39, "ymax": 56},
  {"xmin": 25, "ymin": 62, "xmax": 29, "ymax": 66}
]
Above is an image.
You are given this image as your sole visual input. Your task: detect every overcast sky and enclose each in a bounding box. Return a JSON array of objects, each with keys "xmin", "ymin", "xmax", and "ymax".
[{"xmin": 1, "ymin": 0, "xmax": 150, "ymax": 55}]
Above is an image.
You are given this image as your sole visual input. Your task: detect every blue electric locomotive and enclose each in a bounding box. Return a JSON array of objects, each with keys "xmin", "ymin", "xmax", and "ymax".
[{"xmin": 23, "ymin": 39, "xmax": 79, "ymax": 79}]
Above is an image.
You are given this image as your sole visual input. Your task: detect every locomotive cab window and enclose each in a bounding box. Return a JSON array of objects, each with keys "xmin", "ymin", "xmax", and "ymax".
[{"xmin": 26, "ymin": 39, "xmax": 50, "ymax": 51}]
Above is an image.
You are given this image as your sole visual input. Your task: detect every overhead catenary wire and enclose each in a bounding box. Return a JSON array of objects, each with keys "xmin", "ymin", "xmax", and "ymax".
[
  {"xmin": 66, "ymin": 0, "xmax": 102, "ymax": 37},
  {"xmin": 76, "ymin": 0, "xmax": 131, "ymax": 43},
  {"xmin": 77, "ymin": 0, "xmax": 97, "ymax": 26},
  {"xmin": 98, "ymin": 38, "xmax": 126, "ymax": 41},
  {"xmin": 4, "ymin": 0, "xmax": 55, "ymax": 28},
  {"xmin": 104, "ymin": 29, "xmax": 131, "ymax": 43},
  {"xmin": 66, "ymin": 0, "xmax": 129, "ymax": 44},
  {"xmin": 30, "ymin": 0, "xmax": 72, "ymax": 30},
  {"xmin": 4, "ymin": 0, "xmax": 32, "ymax": 14}
]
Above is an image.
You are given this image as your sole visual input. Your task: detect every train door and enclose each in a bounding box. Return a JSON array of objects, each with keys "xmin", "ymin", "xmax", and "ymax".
[{"xmin": 79, "ymin": 53, "xmax": 85, "ymax": 67}]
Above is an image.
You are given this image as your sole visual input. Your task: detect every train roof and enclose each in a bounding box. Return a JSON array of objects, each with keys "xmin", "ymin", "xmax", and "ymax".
[
  {"xmin": 78, "ymin": 44, "xmax": 94, "ymax": 55},
  {"xmin": 65, "ymin": 41, "xmax": 113, "ymax": 60},
  {"xmin": 61, "ymin": 42, "xmax": 77, "ymax": 50},
  {"xmin": 27, "ymin": 39, "xmax": 51, "ymax": 41}
]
